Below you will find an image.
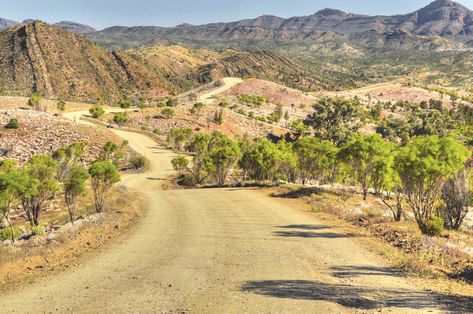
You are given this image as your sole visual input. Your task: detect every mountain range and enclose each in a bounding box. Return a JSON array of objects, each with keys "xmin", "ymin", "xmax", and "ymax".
[{"xmin": 0, "ymin": 0, "xmax": 471, "ymax": 102}]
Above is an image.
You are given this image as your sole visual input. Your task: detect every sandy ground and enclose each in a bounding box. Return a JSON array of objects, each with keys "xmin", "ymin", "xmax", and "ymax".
[{"xmin": 0, "ymin": 82, "xmax": 468, "ymax": 313}]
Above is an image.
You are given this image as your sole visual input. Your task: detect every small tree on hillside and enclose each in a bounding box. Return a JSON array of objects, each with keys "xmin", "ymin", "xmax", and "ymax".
[
  {"xmin": 395, "ymin": 136, "xmax": 469, "ymax": 234},
  {"xmin": 161, "ymin": 108, "xmax": 175, "ymax": 119},
  {"xmin": 338, "ymin": 134, "xmax": 393, "ymax": 200},
  {"xmin": 53, "ymin": 143, "xmax": 85, "ymax": 182},
  {"xmin": 19, "ymin": 156, "xmax": 60, "ymax": 226},
  {"xmin": 167, "ymin": 128, "xmax": 193, "ymax": 151},
  {"xmin": 64, "ymin": 166, "xmax": 89, "ymax": 223},
  {"xmin": 191, "ymin": 102, "xmax": 205, "ymax": 120},
  {"xmin": 28, "ymin": 94, "xmax": 43, "ymax": 111},
  {"xmin": 89, "ymin": 161, "xmax": 120, "ymax": 213},
  {"xmin": 0, "ymin": 160, "xmax": 27, "ymax": 242}
]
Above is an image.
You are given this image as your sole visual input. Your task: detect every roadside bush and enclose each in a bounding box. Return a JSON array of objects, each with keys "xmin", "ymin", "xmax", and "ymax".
[
  {"xmin": 418, "ymin": 215, "xmax": 444, "ymax": 237},
  {"xmin": 1, "ymin": 226, "xmax": 21, "ymax": 241},
  {"xmin": 176, "ymin": 174, "xmax": 196, "ymax": 187},
  {"xmin": 113, "ymin": 112, "xmax": 129, "ymax": 125},
  {"xmin": 89, "ymin": 106, "xmax": 105, "ymax": 118},
  {"xmin": 5, "ymin": 118, "xmax": 19, "ymax": 129},
  {"xmin": 129, "ymin": 156, "xmax": 147, "ymax": 169},
  {"xmin": 31, "ymin": 225, "xmax": 45, "ymax": 236}
]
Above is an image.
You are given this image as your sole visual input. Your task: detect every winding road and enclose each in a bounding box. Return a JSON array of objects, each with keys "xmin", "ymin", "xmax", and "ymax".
[{"xmin": 0, "ymin": 89, "xmax": 460, "ymax": 313}]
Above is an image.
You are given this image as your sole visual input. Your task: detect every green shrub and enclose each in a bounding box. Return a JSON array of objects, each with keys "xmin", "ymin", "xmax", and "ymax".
[
  {"xmin": 419, "ymin": 216, "xmax": 444, "ymax": 236},
  {"xmin": 161, "ymin": 108, "xmax": 175, "ymax": 119},
  {"xmin": 130, "ymin": 156, "xmax": 147, "ymax": 169},
  {"xmin": 176, "ymin": 174, "xmax": 195, "ymax": 187},
  {"xmin": 89, "ymin": 106, "xmax": 105, "ymax": 118},
  {"xmin": 31, "ymin": 225, "xmax": 46, "ymax": 236},
  {"xmin": 5, "ymin": 118, "xmax": 19, "ymax": 129},
  {"xmin": 1, "ymin": 227, "xmax": 21, "ymax": 241},
  {"xmin": 113, "ymin": 112, "xmax": 129, "ymax": 125}
]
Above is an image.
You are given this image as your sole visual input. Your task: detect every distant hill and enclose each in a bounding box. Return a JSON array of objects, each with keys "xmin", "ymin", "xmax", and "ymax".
[
  {"xmin": 54, "ymin": 21, "xmax": 97, "ymax": 34},
  {"xmin": 88, "ymin": 0, "xmax": 473, "ymax": 50},
  {"xmin": 0, "ymin": 18, "xmax": 18, "ymax": 31}
]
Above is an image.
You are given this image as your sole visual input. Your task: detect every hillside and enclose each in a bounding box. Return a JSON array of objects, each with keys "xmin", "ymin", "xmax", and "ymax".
[{"xmin": 0, "ymin": 21, "xmax": 169, "ymax": 102}]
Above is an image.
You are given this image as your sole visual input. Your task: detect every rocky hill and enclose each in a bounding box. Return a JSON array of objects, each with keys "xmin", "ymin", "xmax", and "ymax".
[
  {"xmin": 0, "ymin": 21, "xmax": 170, "ymax": 102},
  {"xmin": 88, "ymin": 0, "xmax": 473, "ymax": 50},
  {"xmin": 0, "ymin": 18, "xmax": 18, "ymax": 31}
]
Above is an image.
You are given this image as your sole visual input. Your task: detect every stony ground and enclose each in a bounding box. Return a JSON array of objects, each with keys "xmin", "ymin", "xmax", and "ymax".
[{"xmin": 0, "ymin": 109, "xmax": 122, "ymax": 163}]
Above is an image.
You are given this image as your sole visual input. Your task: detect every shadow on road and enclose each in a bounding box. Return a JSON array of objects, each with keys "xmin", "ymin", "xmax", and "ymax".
[
  {"xmin": 241, "ymin": 280, "xmax": 473, "ymax": 311},
  {"xmin": 273, "ymin": 231, "xmax": 355, "ymax": 238},
  {"xmin": 330, "ymin": 265, "xmax": 402, "ymax": 278},
  {"xmin": 276, "ymin": 224, "xmax": 332, "ymax": 230}
]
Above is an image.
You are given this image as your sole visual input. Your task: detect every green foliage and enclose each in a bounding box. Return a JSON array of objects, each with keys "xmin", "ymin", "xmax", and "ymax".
[
  {"xmin": 190, "ymin": 102, "xmax": 205, "ymax": 119},
  {"xmin": 161, "ymin": 107, "xmax": 175, "ymax": 119},
  {"xmin": 1, "ymin": 226, "xmax": 21, "ymax": 241},
  {"xmin": 31, "ymin": 225, "xmax": 46, "ymax": 236},
  {"xmin": 4, "ymin": 118, "xmax": 19, "ymax": 129},
  {"xmin": 113, "ymin": 112, "xmax": 129, "ymax": 125},
  {"xmin": 28, "ymin": 94, "xmax": 43, "ymax": 110},
  {"xmin": 89, "ymin": 106, "xmax": 105, "ymax": 118},
  {"xmin": 129, "ymin": 156, "xmax": 147, "ymax": 169},
  {"xmin": 291, "ymin": 119, "xmax": 309, "ymax": 134},
  {"xmin": 293, "ymin": 137, "xmax": 338, "ymax": 185},
  {"xmin": 119, "ymin": 99, "xmax": 132, "ymax": 109},
  {"xmin": 167, "ymin": 128, "xmax": 193, "ymax": 150},
  {"xmin": 89, "ymin": 161, "xmax": 120, "ymax": 213},
  {"xmin": 166, "ymin": 97, "xmax": 178, "ymax": 107},
  {"xmin": 53, "ymin": 142, "xmax": 86, "ymax": 182},
  {"xmin": 304, "ymin": 97, "xmax": 364, "ymax": 146},
  {"xmin": 64, "ymin": 165, "xmax": 89, "ymax": 222},
  {"xmin": 238, "ymin": 94, "xmax": 266, "ymax": 107},
  {"xmin": 56, "ymin": 99, "xmax": 66, "ymax": 112},
  {"xmin": 207, "ymin": 132, "xmax": 241, "ymax": 186},
  {"xmin": 213, "ymin": 108, "xmax": 224, "ymax": 125},
  {"xmin": 395, "ymin": 135, "xmax": 469, "ymax": 233},
  {"xmin": 20, "ymin": 155, "xmax": 60, "ymax": 226},
  {"xmin": 418, "ymin": 216, "xmax": 445, "ymax": 237},
  {"xmin": 338, "ymin": 134, "xmax": 393, "ymax": 200},
  {"xmin": 171, "ymin": 156, "xmax": 189, "ymax": 174}
]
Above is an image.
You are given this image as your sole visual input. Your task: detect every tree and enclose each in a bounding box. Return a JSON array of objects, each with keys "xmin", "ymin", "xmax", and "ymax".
[
  {"xmin": 167, "ymin": 128, "xmax": 193, "ymax": 151},
  {"xmin": 395, "ymin": 136, "xmax": 469, "ymax": 234},
  {"xmin": 64, "ymin": 166, "xmax": 89, "ymax": 223},
  {"xmin": 89, "ymin": 106, "xmax": 105, "ymax": 118},
  {"xmin": 101, "ymin": 141, "xmax": 119, "ymax": 161},
  {"xmin": 338, "ymin": 134, "xmax": 393, "ymax": 200},
  {"xmin": 113, "ymin": 112, "xmax": 129, "ymax": 125},
  {"xmin": 19, "ymin": 156, "xmax": 60, "ymax": 226},
  {"xmin": 377, "ymin": 154, "xmax": 405, "ymax": 221},
  {"xmin": 185, "ymin": 133, "xmax": 213, "ymax": 185},
  {"xmin": 207, "ymin": 132, "xmax": 241, "ymax": 186},
  {"xmin": 213, "ymin": 108, "xmax": 224, "ymax": 125},
  {"xmin": 293, "ymin": 137, "xmax": 338, "ymax": 185},
  {"xmin": 28, "ymin": 94, "xmax": 43, "ymax": 111},
  {"xmin": 441, "ymin": 169, "xmax": 470, "ymax": 230},
  {"xmin": 304, "ymin": 97, "xmax": 363, "ymax": 145},
  {"xmin": 119, "ymin": 100, "xmax": 132, "ymax": 109},
  {"xmin": 53, "ymin": 143, "xmax": 85, "ymax": 182},
  {"xmin": 191, "ymin": 102, "xmax": 205, "ymax": 119},
  {"xmin": 4, "ymin": 118, "xmax": 19, "ymax": 129},
  {"xmin": 89, "ymin": 161, "xmax": 120, "ymax": 213},
  {"xmin": 171, "ymin": 156, "xmax": 189, "ymax": 175},
  {"xmin": 56, "ymin": 99, "xmax": 66, "ymax": 112},
  {"xmin": 166, "ymin": 97, "xmax": 178, "ymax": 107},
  {"xmin": 161, "ymin": 108, "xmax": 175, "ymax": 119},
  {"xmin": 0, "ymin": 161, "xmax": 27, "ymax": 242}
]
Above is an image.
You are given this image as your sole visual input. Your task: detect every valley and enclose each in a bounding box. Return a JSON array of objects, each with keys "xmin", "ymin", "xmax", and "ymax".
[{"xmin": 0, "ymin": 0, "xmax": 472, "ymax": 312}]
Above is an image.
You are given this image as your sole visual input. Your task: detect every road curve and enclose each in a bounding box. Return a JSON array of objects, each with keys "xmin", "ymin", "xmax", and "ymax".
[{"xmin": 0, "ymin": 115, "xmax": 449, "ymax": 313}]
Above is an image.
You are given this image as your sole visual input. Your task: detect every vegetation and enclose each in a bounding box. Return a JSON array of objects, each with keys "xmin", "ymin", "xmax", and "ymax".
[
  {"xmin": 113, "ymin": 112, "xmax": 129, "ymax": 125},
  {"xmin": 64, "ymin": 166, "xmax": 89, "ymax": 223},
  {"xmin": 89, "ymin": 161, "xmax": 120, "ymax": 213},
  {"xmin": 89, "ymin": 105, "xmax": 105, "ymax": 118},
  {"xmin": 4, "ymin": 118, "xmax": 19, "ymax": 129},
  {"xmin": 161, "ymin": 108, "xmax": 175, "ymax": 119},
  {"xmin": 56, "ymin": 99, "xmax": 66, "ymax": 112}
]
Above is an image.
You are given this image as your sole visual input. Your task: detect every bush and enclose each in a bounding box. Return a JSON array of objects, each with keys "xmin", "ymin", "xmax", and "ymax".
[
  {"xmin": 161, "ymin": 108, "xmax": 175, "ymax": 119},
  {"xmin": 129, "ymin": 156, "xmax": 147, "ymax": 169},
  {"xmin": 5, "ymin": 118, "xmax": 19, "ymax": 129},
  {"xmin": 418, "ymin": 216, "xmax": 444, "ymax": 236},
  {"xmin": 1, "ymin": 227, "xmax": 21, "ymax": 241},
  {"xmin": 31, "ymin": 225, "xmax": 46, "ymax": 236},
  {"xmin": 89, "ymin": 106, "xmax": 105, "ymax": 118},
  {"xmin": 113, "ymin": 112, "xmax": 129, "ymax": 125},
  {"xmin": 176, "ymin": 174, "xmax": 195, "ymax": 187}
]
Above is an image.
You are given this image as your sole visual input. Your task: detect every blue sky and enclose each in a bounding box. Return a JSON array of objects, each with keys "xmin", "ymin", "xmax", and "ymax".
[{"xmin": 1, "ymin": 0, "xmax": 472, "ymax": 30}]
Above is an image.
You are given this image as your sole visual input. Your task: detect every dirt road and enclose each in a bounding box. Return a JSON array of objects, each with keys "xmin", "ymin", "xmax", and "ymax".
[
  {"xmin": 198, "ymin": 77, "xmax": 243, "ymax": 103},
  {"xmin": 0, "ymin": 114, "xmax": 462, "ymax": 313}
]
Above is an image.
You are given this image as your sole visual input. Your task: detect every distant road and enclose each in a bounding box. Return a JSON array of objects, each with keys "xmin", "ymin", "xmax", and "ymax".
[{"xmin": 198, "ymin": 77, "xmax": 243, "ymax": 103}]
